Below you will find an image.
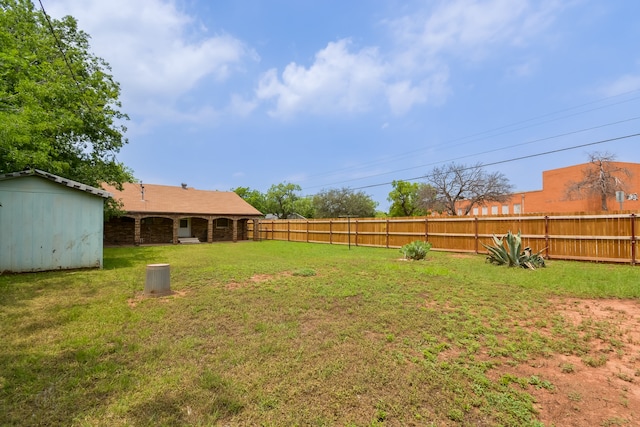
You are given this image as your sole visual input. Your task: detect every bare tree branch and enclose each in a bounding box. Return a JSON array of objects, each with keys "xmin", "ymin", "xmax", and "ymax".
[
  {"xmin": 565, "ymin": 152, "xmax": 632, "ymax": 211},
  {"xmin": 427, "ymin": 163, "xmax": 513, "ymax": 215}
]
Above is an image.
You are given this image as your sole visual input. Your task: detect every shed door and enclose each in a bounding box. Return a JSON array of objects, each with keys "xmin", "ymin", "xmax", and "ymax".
[{"xmin": 178, "ymin": 218, "xmax": 191, "ymax": 237}]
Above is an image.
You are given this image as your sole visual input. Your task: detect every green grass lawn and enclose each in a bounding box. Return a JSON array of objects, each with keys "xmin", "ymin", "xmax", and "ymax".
[{"xmin": 1, "ymin": 241, "xmax": 638, "ymax": 426}]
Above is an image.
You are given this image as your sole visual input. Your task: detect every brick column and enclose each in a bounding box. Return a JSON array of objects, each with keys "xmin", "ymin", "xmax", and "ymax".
[
  {"xmin": 172, "ymin": 217, "xmax": 179, "ymax": 244},
  {"xmin": 207, "ymin": 218, "xmax": 213, "ymax": 243},
  {"xmin": 232, "ymin": 218, "xmax": 238, "ymax": 242},
  {"xmin": 134, "ymin": 216, "xmax": 141, "ymax": 245}
]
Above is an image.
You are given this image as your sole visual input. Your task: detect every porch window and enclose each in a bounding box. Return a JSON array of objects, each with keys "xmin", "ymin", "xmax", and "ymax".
[
  {"xmin": 179, "ymin": 219, "xmax": 188, "ymax": 228},
  {"xmin": 216, "ymin": 218, "xmax": 230, "ymax": 228}
]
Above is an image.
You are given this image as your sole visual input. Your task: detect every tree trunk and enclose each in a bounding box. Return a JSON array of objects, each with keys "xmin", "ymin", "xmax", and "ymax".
[{"xmin": 601, "ymin": 192, "xmax": 608, "ymax": 211}]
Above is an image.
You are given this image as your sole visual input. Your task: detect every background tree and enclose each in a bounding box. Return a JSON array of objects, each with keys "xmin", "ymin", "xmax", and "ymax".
[
  {"xmin": 233, "ymin": 186, "xmax": 267, "ymax": 214},
  {"xmin": 0, "ymin": 0, "xmax": 133, "ymax": 194},
  {"xmin": 565, "ymin": 152, "xmax": 632, "ymax": 211},
  {"xmin": 293, "ymin": 196, "xmax": 315, "ymax": 219},
  {"xmin": 265, "ymin": 182, "xmax": 301, "ymax": 219},
  {"xmin": 427, "ymin": 163, "xmax": 513, "ymax": 215},
  {"xmin": 312, "ymin": 187, "xmax": 377, "ymax": 218},
  {"xmin": 387, "ymin": 180, "xmax": 427, "ymax": 217},
  {"xmin": 416, "ymin": 183, "xmax": 445, "ymax": 214}
]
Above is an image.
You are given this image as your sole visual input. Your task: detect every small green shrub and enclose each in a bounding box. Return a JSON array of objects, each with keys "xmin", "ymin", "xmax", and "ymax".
[
  {"xmin": 400, "ymin": 240, "xmax": 432, "ymax": 260},
  {"xmin": 482, "ymin": 230, "xmax": 546, "ymax": 270}
]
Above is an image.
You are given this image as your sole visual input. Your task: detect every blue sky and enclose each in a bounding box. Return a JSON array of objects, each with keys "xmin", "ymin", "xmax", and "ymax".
[{"xmin": 45, "ymin": 0, "xmax": 640, "ymax": 211}]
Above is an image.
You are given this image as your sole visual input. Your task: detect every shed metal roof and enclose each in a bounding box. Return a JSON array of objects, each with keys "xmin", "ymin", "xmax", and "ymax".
[{"xmin": 0, "ymin": 169, "xmax": 113, "ymax": 198}]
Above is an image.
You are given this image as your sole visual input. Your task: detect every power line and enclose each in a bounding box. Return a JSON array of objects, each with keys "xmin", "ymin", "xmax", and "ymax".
[
  {"xmin": 38, "ymin": 0, "xmax": 90, "ymax": 110},
  {"xmin": 303, "ymin": 116, "xmax": 640, "ymax": 190},
  {"xmin": 345, "ymin": 132, "xmax": 640, "ymax": 191},
  {"xmin": 302, "ymin": 89, "xmax": 640, "ymax": 183}
]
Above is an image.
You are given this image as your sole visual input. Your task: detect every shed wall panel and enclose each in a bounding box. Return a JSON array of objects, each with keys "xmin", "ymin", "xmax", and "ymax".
[{"xmin": 0, "ymin": 176, "xmax": 105, "ymax": 272}]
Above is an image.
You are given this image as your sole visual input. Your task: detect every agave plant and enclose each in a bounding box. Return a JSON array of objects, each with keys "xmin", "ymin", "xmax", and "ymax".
[{"xmin": 482, "ymin": 231, "xmax": 546, "ymax": 269}]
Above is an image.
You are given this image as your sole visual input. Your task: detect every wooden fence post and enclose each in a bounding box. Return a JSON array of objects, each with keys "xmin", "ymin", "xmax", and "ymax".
[
  {"xmin": 329, "ymin": 220, "xmax": 333, "ymax": 245},
  {"xmin": 386, "ymin": 219, "xmax": 390, "ymax": 248},
  {"xmin": 544, "ymin": 216, "xmax": 550, "ymax": 260},
  {"xmin": 355, "ymin": 219, "xmax": 358, "ymax": 247},
  {"xmin": 631, "ymin": 213, "xmax": 636, "ymax": 266},
  {"xmin": 287, "ymin": 220, "xmax": 290, "ymax": 241},
  {"xmin": 474, "ymin": 217, "xmax": 479, "ymax": 254},
  {"xmin": 425, "ymin": 218, "xmax": 429, "ymax": 242}
]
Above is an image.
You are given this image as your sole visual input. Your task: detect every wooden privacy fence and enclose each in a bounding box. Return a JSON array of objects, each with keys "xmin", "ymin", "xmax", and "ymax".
[{"xmin": 249, "ymin": 213, "xmax": 639, "ymax": 265}]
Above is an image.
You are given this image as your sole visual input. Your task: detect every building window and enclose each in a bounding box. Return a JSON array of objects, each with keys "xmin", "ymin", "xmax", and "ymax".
[
  {"xmin": 481, "ymin": 207, "xmax": 488, "ymax": 216},
  {"xmin": 491, "ymin": 206, "xmax": 498, "ymax": 215},
  {"xmin": 473, "ymin": 207, "xmax": 479, "ymax": 216},
  {"xmin": 179, "ymin": 219, "xmax": 188, "ymax": 228},
  {"xmin": 502, "ymin": 205, "xmax": 509, "ymax": 214},
  {"xmin": 513, "ymin": 204, "xmax": 521, "ymax": 214},
  {"xmin": 216, "ymin": 218, "xmax": 230, "ymax": 228},
  {"xmin": 457, "ymin": 209, "xmax": 463, "ymax": 216}
]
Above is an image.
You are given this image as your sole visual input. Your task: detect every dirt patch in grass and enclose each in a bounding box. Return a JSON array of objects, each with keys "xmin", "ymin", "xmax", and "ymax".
[
  {"xmin": 493, "ymin": 298, "xmax": 640, "ymax": 427},
  {"xmin": 127, "ymin": 289, "xmax": 188, "ymax": 307},
  {"xmin": 225, "ymin": 272, "xmax": 293, "ymax": 290}
]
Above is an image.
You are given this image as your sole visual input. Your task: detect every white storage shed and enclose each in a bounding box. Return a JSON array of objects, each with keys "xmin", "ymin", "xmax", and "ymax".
[{"xmin": 0, "ymin": 169, "xmax": 112, "ymax": 273}]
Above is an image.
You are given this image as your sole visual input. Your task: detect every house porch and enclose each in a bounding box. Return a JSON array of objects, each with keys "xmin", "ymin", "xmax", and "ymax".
[{"xmin": 104, "ymin": 214, "xmax": 260, "ymax": 246}]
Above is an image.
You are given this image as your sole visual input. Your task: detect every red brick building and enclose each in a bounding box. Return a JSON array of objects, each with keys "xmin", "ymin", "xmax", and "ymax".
[{"xmin": 461, "ymin": 161, "xmax": 640, "ymax": 216}]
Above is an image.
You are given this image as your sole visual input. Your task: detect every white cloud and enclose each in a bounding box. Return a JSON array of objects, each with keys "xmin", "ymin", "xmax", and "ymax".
[
  {"xmin": 386, "ymin": 71, "xmax": 450, "ymax": 115},
  {"xmin": 388, "ymin": 0, "xmax": 563, "ymax": 61},
  {"xmin": 255, "ymin": 39, "xmax": 451, "ymax": 118},
  {"xmin": 256, "ymin": 39, "xmax": 388, "ymax": 118},
  {"xmin": 506, "ymin": 58, "xmax": 538, "ymax": 78},
  {"xmin": 46, "ymin": 0, "xmax": 256, "ymax": 124},
  {"xmin": 46, "ymin": 0, "xmax": 570, "ymax": 123},
  {"xmin": 600, "ymin": 74, "xmax": 640, "ymax": 97},
  {"xmin": 227, "ymin": 94, "xmax": 258, "ymax": 117},
  {"xmin": 255, "ymin": 0, "xmax": 566, "ymax": 119}
]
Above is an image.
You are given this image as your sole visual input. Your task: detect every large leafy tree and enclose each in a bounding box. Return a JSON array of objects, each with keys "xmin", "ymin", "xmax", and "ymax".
[
  {"xmin": 0, "ymin": 0, "xmax": 133, "ymax": 191},
  {"xmin": 387, "ymin": 180, "xmax": 427, "ymax": 217},
  {"xmin": 265, "ymin": 182, "xmax": 302, "ymax": 219},
  {"xmin": 312, "ymin": 187, "xmax": 377, "ymax": 218},
  {"xmin": 233, "ymin": 186, "xmax": 267, "ymax": 214},
  {"xmin": 565, "ymin": 152, "xmax": 632, "ymax": 211},
  {"xmin": 293, "ymin": 196, "xmax": 315, "ymax": 219},
  {"xmin": 427, "ymin": 163, "xmax": 513, "ymax": 216}
]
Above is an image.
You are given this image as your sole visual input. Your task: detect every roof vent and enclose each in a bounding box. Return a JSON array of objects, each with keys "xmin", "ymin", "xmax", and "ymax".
[{"xmin": 181, "ymin": 183, "xmax": 188, "ymax": 189}]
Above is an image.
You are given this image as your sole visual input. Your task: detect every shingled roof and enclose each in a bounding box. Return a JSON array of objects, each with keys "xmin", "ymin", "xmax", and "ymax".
[{"xmin": 103, "ymin": 182, "xmax": 263, "ymax": 216}]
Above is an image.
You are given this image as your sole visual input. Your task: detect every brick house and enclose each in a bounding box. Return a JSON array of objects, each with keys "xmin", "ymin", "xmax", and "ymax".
[
  {"xmin": 460, "ymin": 161, "xmax": 640, "ymax": 216},
  {"xmin": 103, "ymin": 182, "xmax": 263, "ymax": 245}
]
